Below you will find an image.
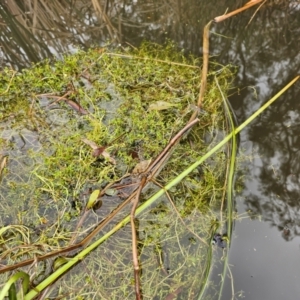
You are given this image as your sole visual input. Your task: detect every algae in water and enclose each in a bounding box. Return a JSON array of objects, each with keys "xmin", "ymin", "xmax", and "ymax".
[{"xmin": 0, "ymin": 43, "xmax": 234, "ymax": 299}]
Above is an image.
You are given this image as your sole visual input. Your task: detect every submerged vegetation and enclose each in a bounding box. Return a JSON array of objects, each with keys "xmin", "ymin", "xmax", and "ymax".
[{"xmin": 0, "ymin": 42, "xmax": 235, "ymax": 299}]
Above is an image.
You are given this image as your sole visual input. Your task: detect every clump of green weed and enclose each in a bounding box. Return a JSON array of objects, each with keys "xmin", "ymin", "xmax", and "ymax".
[{"xmin": 0, "ymin": 42, "xmax": 235, "ymax": 298}]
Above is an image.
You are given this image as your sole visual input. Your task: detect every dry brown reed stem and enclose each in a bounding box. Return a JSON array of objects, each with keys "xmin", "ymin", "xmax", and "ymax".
[
  {"xmin": 188, "ymin": 20, "xmax": 212, "ymax": 124},
  {"xmin": 130, "ymin": 119, "xmax": 199, "ymax": 298},
  {"xmin": 189, "ymin": 0, "xmax": 265, "ymax": 123},
  {"xmin": 148, "ymin": 119, "xmax": 199, "ymax": 173},
  {"xmin": 0, "ymin": 119, "xmax": 199, "ymax": 275},
  {"xmin": 38, "ymin": 92, "xmax": 89, "ymax": 115},
  {"xmin": 214, "ymin": 0, "xmax": 264, "ymax": 23},
  {"xmin": 197, "ymin": 21, "xmax": 211, "ymax": 110},
  {"xmin": 44, "ymin": 91, "xmax": 72, "ymax": 105},
  {"xmin": 131, "ymin": 176, "xmax": 146, "ymax": 300}
]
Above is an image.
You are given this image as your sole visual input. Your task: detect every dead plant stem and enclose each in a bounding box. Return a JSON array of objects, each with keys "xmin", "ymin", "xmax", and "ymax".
[
  {"xmin": 129, "ymin": 118, "xmax": 199, "ymax": 299},
  {"xmin": 214, "ymin": 0, "xmax": 264, "ymax": 23},
  {"xmin": 130, "ymin": 176, "xmax": 146, "ymax": 300}
]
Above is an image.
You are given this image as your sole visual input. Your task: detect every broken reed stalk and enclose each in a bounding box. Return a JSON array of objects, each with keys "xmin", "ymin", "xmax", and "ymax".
[
  {"xmin": 190, "ymin": 0, "xmax": 266, "ymax": 123},
  {"xmin": 214, "ymin": 0, "xmax": 264, "ymax": 23},
  {"xmin": 196, "ymin": 21, "xmax": 211, "ymax": 110},
  {"xmin": 131, "ymin": 177, "xmax": 146, "ymax": 300},
  {"xmin": 188, "ymin": 20, "xmax": 212, "ymax": 123},
  {"xmin": 129, "ymin": 119, "xmax": 199, "ymax": 298}
]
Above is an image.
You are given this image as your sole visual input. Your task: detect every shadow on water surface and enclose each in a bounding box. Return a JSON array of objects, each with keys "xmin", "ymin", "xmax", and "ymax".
[{"xmin": 1, "ymin": 1, "xmax": 300, "ymax": 299}]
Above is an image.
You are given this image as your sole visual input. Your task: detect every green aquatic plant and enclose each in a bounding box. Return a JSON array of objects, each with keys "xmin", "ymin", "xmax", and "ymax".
[
  {"xmin": 0, "ymin": 42, "xmax": 235, "ymax": 299},
  {"xmin": 0, "ymin": 271, "xmax": 29, "ymax": 300}
]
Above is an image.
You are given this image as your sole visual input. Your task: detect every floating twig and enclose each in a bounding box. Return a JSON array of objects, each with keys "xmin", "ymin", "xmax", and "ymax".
[{"xmin": 214, "ymin": 0, "xmax": 264, "ymax": 23}]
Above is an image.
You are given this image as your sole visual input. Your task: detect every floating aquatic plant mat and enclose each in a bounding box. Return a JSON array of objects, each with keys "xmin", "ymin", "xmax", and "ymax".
[{"xmin": 0, "ymin": 43, "xmax": 234, "ymax": 298}]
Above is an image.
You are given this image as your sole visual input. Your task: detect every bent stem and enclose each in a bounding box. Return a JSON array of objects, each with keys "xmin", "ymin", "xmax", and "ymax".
[{"xmin": 130, "ymin": 118, "xmax": 200, "ymax": 299}]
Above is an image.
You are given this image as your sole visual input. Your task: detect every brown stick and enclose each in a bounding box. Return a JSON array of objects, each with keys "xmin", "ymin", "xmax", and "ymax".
[
  {"xmin": 189, "ymin": 1, "xmax": 265, "ymax": 123},
  {"xmin": 189, "ymin": 21, "xmax": 212, "ymax": 123},
  {"xmin": 129, "ymin": 119, "xmax": 199, "ymax": 298},
  {"xmin": 214, "ymin": 0, "xmax": 264, "ymax": 23},
  {"xmin": 130, "ymin": 176, "xmax": 146, "ymax": 300},
  {"xmin": 146, "ymin": 118, "xmax": 199, "ymax": 174},
  {"xmin": 197, "ymin": 21, "xmax": 211, "ymax": 110}
]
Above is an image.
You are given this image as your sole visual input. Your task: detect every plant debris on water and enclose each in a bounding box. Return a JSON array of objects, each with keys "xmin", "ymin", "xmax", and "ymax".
[{"xmin": 0, "ymin": 42, "xmax": 235, "ymax": 299}]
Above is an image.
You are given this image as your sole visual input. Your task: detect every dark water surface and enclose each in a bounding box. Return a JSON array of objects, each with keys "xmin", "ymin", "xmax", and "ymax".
[{"xmin": 1, "ymin": 1, "xmax": 300, "ymax": 299}]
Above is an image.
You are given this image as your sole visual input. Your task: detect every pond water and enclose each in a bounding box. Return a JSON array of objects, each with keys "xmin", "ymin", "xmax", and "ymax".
[{"xmin": 1, "ymin": 1, "xmax": 300, "ymax": 299}]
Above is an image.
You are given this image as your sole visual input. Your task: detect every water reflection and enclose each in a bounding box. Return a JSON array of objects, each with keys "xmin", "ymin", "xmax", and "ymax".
[{"xmin": 245, "ymin": 81, "xmax": 300, "ymax": 241}]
